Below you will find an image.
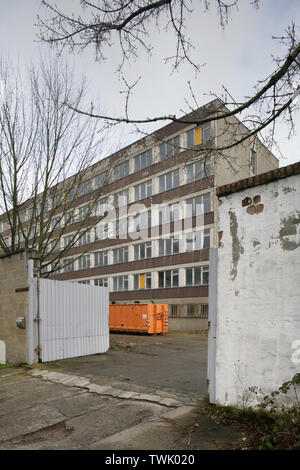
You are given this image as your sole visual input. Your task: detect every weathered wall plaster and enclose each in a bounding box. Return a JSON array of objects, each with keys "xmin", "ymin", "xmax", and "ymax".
[{"xmin": 216, "ymin": 174, "xmax": 300, "ymax": 407}]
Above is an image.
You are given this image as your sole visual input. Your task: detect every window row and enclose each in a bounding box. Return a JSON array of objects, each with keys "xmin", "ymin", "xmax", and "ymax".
[
  {"xmin": 44, "ymin": 229, "xmax": 210, "ymax": 271},
  {"xmin": 0, "ymin": 156, "xmax": 212, "ymax": 234},
  {"xmin": 45, "ymin": 192, "xmax": 212, "ymax": 249},
  {"xmin": 113, "ymin": 122, "xmax": 211, "ymax": 181},
  {"xmin": 71, "ymin": 265, "xmax": 209, "ymax": 291}
]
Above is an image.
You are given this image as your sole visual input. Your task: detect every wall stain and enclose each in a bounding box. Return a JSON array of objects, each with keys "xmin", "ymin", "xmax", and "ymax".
[
  {"xmin": 279, "ymin": 214, "xmax": 300, "ymax": 251},
  {"xmin": 229, "ymin": 210, "xmax": 244, "ymax": 280},
  {"xmin": 282, "ymin": 186, "xmax": 296, "ymax": 194}
]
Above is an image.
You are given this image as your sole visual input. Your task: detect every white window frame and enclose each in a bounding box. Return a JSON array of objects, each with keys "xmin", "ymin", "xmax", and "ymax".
[
  {"xmin": 78, "ymin": 254, "xmax": 90, "ymax": 270},
  {"xmin": 133, "ymin": 241, "xmax": 152, "ymax": 260},
  {"xmin": 185, "ymin": 265, "xmax": 209, "ymax": 286},
  {"xmin": 113, "ymin": 275, "xmax": 129, "ymax": 292},
  {"xmin": 134, "ymin": 180, "xmax": 152, "ymax": 201},
  {"xmin": 158, "ymin": 269, "xmax": 179, "ymax": 288},
  {"xmin": 134, "ymin": 149, "xmax": 152, "ymax": 172},
  {"xmin": 158, "ymin": 236, "xmax": 180, "ymax": 256},
  {"xmin": 159, "ymin": 169, "xmax": 180, "ymax": 193},
  {"xmin": 186, "ymin": 229, "xmax": 210, "ymax": 251},
  {"xmin": 94, "ymin": 251, "xmax": 108, "ymax": 267}
]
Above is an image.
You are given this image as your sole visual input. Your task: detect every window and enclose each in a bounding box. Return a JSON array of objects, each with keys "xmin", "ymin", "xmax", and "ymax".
[
  {"xmin": 62, "ymin": 258, "xmax": 75, "ymax": 273},
  {"xmin": 78, "ymin": 280, "xmax": 90, "ymax": 285},
  {"xmin": 186, "ymin": 128, "xmax": 195, "ymax": 149},
  {"xmin": 78, "ymin": 230, "xmax": 91, "ymax": 246},
  {"xmin": 19, "ymin": 211, "xmax": 27, "ymax": 223},
  {"xmin": 78, "ymin": 205, "xmax": 89, "ymax": 221},
  {"xmin": 94, "ymin": 171, "xmax": 108, "ymax": 189},
  {"xmin": 158, "ymin": 269, "xmax": 179, "ymax": 288},
  {"xmin": 169, "ymin": 305, "xmax": 178, "ymax": 318},
  {"xmin": 79, "ymin": 179, "xmax": 91, "ymax": 197},
  {"xmin": 94, "ymin": 251, "xmax": 108, "ymax": 267},
  {"xmin": 38, "ymin": 199, "xmax": 49, "ymax": 214},
  {"xmin": 94, "ymin": 278, "xmax": 108, "ymax": 287},
  {"xmin": 134, "ymin": 180, "xmax": 152, "ymax": 201},
  {"xmin": 159, "ymin": 135, "xmax": 180, "ymax": 161},
  {"xmin": 78, "ymin": 254, "xmax": 90, "ymax": 270},
  {"xmin": 159, "ymin": 203, "xmax": 180, "ymax": 225},
  {"xmin": 64, "ymin": 211, "xmax": 75, "ymax": 225},
  {"xmin": 202, "ymin": 122, "xmax": 211, "ymax": 143},
  {"xmin": 185, "ymin": 193, "xmax": 211, "ymax": 217},
  {"xmin": 95, "ymin": 198, "xmax": 108, "ymax": 217},
  {"xmin": 187, "ymin": 304, "xmax": 196, "ymax": 317},
  {"xmin": 134, "ymin": 149, "xmax": 152, "ymax": 172},
  {"xmin": 63, "ymin": 234, "xmax": 73, "ymax": 248},
  {"xmin": 113, "ymin": 246, "xmax": 129, "ymax": 264},
  {"xmin": 1, "ymin": 221, "xmax": 8, "ymax": 232},
  {"xmin": 186, "ymin": 158, "xmax": 211, "ymax": 183},
  {"xmin": 159, "ymin": 169, "xmax": 179, "ymax": 192},
  {"xmin": 115, "ymin": 218, "xmax": 128, "ymax": 238},
  {"xmin": 51, "ymin": 216, "xmax": 61, "ymax": 230},
  {"xmin": 51, "ymin": 194, "xmax": 61, "ymax": 209},
  {"xmin": 132, "ymin": 210, "xmax": 151, "ymax": 232},
  {"xmin": 134, "ymin": 241, "xmax": 152, "ymax": 260},
  {"xmin": 3, "ymin": 236, "xmax": 10, "ymax": 247},
  {"xmin": 158, "ymin": 236, "xmax": 180, "ymax": 256},
  {"xmin": 186, "ymin": 229, "xmax": 210, "ymax": 251},
  {"xmin": 113, "ymin": 189, "xmax": 129, "ymax": 208},
  {"xmin": 133, "ymin": 273, "xmax": 152, "ymax": 290},
  {"xmin": 186, "ymin": 122, "xmax": 211, "ymax": 147},
  {"xmin": 185, "ymin": 266, "xmax": 209, "ymax": 286},
  {"xmin": 114, "ymin": 160, "xmax": 129, "ymax": 181},
  {"xmin": 95, "ymin": 223, "xmax": 108, "ymax": 240},
  {"xmin": 113, "ymin": 275, "xmax": 128, "ymax": 292},
  {"xmin": 67, "ymin": 187, "xmax": 76, "ymax": 203}
]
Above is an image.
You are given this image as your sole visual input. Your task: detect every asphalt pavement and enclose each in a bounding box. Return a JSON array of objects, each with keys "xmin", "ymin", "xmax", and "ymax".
[{"xmin": 0, "ymin": 333, "xmax": 244, "ymax": 451}]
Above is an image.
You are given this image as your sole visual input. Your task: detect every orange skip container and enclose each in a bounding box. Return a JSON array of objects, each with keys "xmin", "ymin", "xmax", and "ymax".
[{"xmin": 109, "ymin": 304, "xmax": 168, "ymax": 335}]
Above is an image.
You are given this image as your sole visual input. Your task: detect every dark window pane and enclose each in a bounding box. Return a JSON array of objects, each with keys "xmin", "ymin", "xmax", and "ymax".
[
  {"xmin": 186, "ymin": 268, "xmax": 193, "ymax": 286},
  {"xmin": 173, "ymin": 238, "xmax": 179, "ymax": 253},
  {"xmin": 173, "ymin": 270, "xmax": 179, "ymax": 287},
  {"xmin": 165, "ymin": 271, "xmax": 171, "ymax": 288},
  {"xmin": 159, "ymin": 272, "xmax": 164, "ymax": 288},
  {"xmin": 194, "ymin": 268, "xmax": 201, "ymax": 285}
]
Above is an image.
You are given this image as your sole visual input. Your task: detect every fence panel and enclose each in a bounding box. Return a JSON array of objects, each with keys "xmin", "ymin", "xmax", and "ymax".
[{"xmin": 38, "ymin": 279, "xmax": 109, "ymax": 362}]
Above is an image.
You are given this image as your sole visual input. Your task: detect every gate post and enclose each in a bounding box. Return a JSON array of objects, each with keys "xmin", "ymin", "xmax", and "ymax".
[{"xmin": 207, "ymin": 248, "xmax": 217, "ymax": 404}]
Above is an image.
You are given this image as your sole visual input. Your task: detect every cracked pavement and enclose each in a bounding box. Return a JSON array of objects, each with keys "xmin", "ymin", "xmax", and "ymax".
[{"xmin": 0, "ymin": 334, "xmax": 243, "ymax": 450}]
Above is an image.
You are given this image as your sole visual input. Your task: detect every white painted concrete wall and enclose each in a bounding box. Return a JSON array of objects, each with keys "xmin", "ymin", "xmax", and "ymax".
[{"xmin": 216, "ymin": 173, "xmax": 300, "ymax": 407}]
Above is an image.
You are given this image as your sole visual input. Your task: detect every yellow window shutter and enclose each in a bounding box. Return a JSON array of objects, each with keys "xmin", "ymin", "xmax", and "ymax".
[
  {"xmin": 195, "ymin": 127, "xmax": 202, "ymax": 145},
  {"xmin": 140, "ymin": 274, "xmax": 145, "ymax": 289}
]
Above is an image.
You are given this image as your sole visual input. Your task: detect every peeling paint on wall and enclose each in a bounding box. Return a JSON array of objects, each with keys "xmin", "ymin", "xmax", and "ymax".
[
  {"xmin": 229, "ymin": 209, "xmax": 244, "ymax": 280},
  {"xmin": 279, "ymin": 214, "xmax": 300, "ymax": 251},
  {"xmin": 282, "ymin": 186, "xmax": 296, "ymax": 194}
]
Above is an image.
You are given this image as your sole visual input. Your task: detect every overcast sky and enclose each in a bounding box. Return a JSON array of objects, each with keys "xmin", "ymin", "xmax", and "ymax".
[{"xmin": 0, "ymin": 0, "xmax": 300, "ymax": 166}]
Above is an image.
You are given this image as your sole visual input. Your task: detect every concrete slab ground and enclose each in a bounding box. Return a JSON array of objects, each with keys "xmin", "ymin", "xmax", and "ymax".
[{"xmin": 0, "ymin": 334, "xmax": 245, "ymax": 451}]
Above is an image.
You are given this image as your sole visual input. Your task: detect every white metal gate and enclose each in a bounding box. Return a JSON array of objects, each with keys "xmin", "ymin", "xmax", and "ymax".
[{"xmin": 28, "ymin": 278, "xmax": 109, "ymax": 363}]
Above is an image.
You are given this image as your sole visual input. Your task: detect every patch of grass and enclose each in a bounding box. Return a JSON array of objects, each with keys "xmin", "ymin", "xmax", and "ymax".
[
  {"xmin": 208, "ymin": 404, "xmax": 300, "ymax": 450},
  {"xmin": 207, "ymin": 373, "xmax": 300, "ymax": 450},
  {"xmin": 0, "ymin": 362, "xmax": 19, "ymax": 369}
]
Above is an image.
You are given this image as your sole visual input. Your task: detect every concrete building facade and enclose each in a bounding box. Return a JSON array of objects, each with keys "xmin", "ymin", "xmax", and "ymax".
[{"xmin": 0, "ymin": 99, "xmax": 279, "ymax": 332}]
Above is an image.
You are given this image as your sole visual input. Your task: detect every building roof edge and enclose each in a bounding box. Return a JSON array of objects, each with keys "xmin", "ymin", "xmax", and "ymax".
[{"xmin": 216, "ymin": 161, "xmax": 300, "ymax": 197}]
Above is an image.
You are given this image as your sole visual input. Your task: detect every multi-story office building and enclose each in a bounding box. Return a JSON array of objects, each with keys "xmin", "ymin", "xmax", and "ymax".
[{"xmin": 0, "ymin": 99, "xmax": 279, "ymax": 331}]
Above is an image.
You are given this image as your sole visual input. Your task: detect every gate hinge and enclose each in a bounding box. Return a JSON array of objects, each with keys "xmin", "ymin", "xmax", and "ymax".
[
  {"xmin": 35, "ymin": 346, "xmax": 42, "ymax": 354},
  {"xmin": 34, "ymin": 317, "xmax": 41, "ymax": 323}
]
